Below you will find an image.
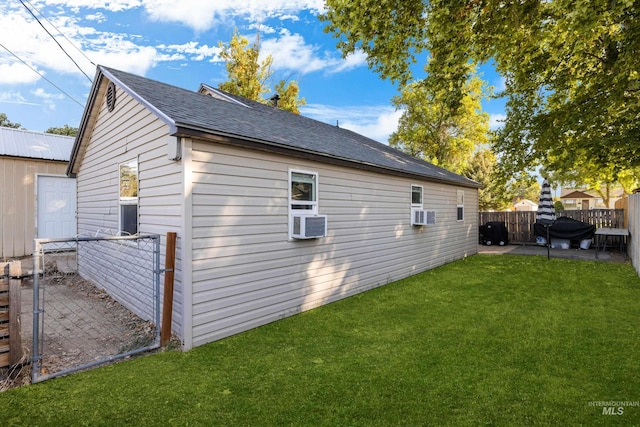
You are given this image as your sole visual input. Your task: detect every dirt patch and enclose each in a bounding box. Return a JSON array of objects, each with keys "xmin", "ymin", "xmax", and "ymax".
[{"xmin": 2, "ymin": 255, "xmax": 158, "ymax": 390}]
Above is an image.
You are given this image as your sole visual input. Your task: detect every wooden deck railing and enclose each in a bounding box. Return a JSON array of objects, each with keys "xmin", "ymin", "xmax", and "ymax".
[{"xmin": 479, "ymin": 209, "xmax": 625, "ymax": 244}]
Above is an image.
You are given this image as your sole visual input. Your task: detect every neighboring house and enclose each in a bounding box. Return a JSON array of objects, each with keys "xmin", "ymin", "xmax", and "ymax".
[
  {"xmin": 513, "ymin": 199, "xmax": 538, "ymax": 211},
  {"xmin": 561, "ymin": 190, "xmax": 593, "ymax": 210},
  {"xmin": 67, "ymin": 66, "xmax": 481, "ymax": 350},
  {"xmin": 0, "ymin": 127, "xmax": 75, "ymax": 258},
  {"xmin": 560, "ymin": 188, "xmax": 624, "ymax": 210}
]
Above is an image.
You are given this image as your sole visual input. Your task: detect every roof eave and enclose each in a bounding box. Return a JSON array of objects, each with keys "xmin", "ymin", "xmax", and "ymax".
[{"xmin": 173, "ymin": 125, "xmax": 482, "ymax": 189}]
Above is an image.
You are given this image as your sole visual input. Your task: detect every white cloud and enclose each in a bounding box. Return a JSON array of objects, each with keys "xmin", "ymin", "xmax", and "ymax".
[
  {"xmin": 89, "ymin": 44, "xmax": 158, "ymax": 75},
  {"xmin": 330, "ymin": 50, "xmax": 367, "ymax": 73},
  {"xmin": 158, "ymin": 42, "xmax": 222, "ymax": 62},
  {"xmin": 248, "ymin": 23, "xmax": 277, "ymax": 34},
  {"xmin": 489, "ymin": 113, "xmax": 506, "ymax": 130},
  {"xmin": 301, "ymin": 104, "xmax": 401, "ymax": 143},
  {"xmin": 85, "ymin": 12, "xmax": 107, "ymax": 22},
  {"xmin": 1, "ymin": 2, "xmax": 302, "ymax": 81},
  {"xmin": 340, "ymin": 110, "xmax": 402, "ymax": 143},
  {"xmin": 261, "ymin": 32, "xmax": 326, "ymax": 74},
  {"xmin": 141, "ymin": 0, "xmax": 324, "ymax": 32},
  {"xmin": 278, "ymin": 14, "xmax": 301, "ymax": 22},
  {"xmin": 0, "ymin": 62, "xmax": 41, "ymax": 84},
  {"xmin": 0, "ymin": 0, "xmax": 351, "ymax": 89},
  {"xmin": 0, "ymin": 4, "xmax": 165, "ymax": 80},
  {"xmin": 43, "ymin": 0, "xmax": 143, "ymax": 13},
  {"xmin": 260, "ymin": 32, "xmax": 366, "ymax": 76},
  {"xmin": 0, "ymin": 91, "xmax": 37, "ymax": 105},
  {"xmin": 32, "ymin": 87, "xmax": 65, "ymax": 110}
]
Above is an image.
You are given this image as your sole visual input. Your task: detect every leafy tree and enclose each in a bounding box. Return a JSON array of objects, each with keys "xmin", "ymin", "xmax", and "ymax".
[
  {"xmin": 45, "ymin": 125, "xmax": 78, "ymax": 136},
  {"xmin": 546, "ymin": 159, "xmax": 640, "ymax": 207},
  {"xmin": 321, "ymin": 1, "xmax": 640, "ymax": 177},
  {"xmin": 218, "ymin": 30, "xmax": 306, "ymax": 114},
  {"xmin": 0, "ymin": 113, "xmax": 21, "ymax": 128},
  {"xmin": 508, "ymin": 176, "xmax": 541, "ymax": 204},
  {"xmin": 218, "ymin": 29, "xmax": 271, "ymax": 102},
  {"xmin": 390, "ymin": 73, "xmax": 490, "ymax": 174},
  {"xmin": 273, "ymin": 79, "xmax": 304, "ymax": 115},
  {"xmin": 554, "ymin": 201, "xmax": 565, "ymax": 211},
  {"xmin": 463, "ymin": 149, "xmax": 511, "ymax": 211}
]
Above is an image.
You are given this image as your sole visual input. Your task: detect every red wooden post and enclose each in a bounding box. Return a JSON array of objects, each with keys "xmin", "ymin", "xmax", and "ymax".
[{"xmin": 161, "ymin": 232, "xmax": 177, "ymax": 346}]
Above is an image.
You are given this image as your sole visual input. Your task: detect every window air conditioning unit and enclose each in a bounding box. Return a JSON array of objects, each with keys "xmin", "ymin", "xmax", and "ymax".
[
  {"xmin": 412, "ymin": 209, "xmax": 436, "ymax": 226},
  {"xmin": 292, "ymin": 215, "xmax": 328, "ymax": 239}
]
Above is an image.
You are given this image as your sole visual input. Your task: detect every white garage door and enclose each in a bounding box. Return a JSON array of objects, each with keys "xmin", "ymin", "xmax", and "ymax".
[{"xmin": 37, "ymin": 175, "xmax": 77, "ymax": 239}]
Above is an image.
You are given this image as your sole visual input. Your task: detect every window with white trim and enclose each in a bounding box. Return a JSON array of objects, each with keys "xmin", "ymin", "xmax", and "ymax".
[
  {"xmin": 119, "ymin": 159, "xmax": 138, "ymax": 235},
  {"xmin": 411, "ymin": 185, "xmax": 423, "ymax": 208},
  {"xmin": 290, "ymin": 170, "xmax": 318, "ymax": 213},
  {"xmin": 456, "ymin": 190, "xmax": 464, "ymax": 221}
]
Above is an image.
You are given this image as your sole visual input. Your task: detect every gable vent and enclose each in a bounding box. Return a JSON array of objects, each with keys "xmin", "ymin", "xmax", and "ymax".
[{"xmin": 106, "ymin": 81, "xmax": 116, "ymax": 112}]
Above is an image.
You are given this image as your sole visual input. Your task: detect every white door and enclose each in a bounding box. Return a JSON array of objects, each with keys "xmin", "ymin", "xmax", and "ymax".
[{"xmin": 37, "ymin": 175, "xmax": 77, "ymax": 239}]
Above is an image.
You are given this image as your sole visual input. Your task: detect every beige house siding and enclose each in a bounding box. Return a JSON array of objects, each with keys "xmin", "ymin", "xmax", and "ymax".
[
  {"xmin": 0, "ymin": 156, "xmax": 67, "ymax": 258},
  {"xmin": 70, "ymin": 67, "xmax": 481, "ymax": 351},
  {"xmin": 189, "ymin": 140, "xmax": 478, "ymax": 347},
  {"xmin": 75, "ymin": 85, "xmax": 185, "ymax": 337}
]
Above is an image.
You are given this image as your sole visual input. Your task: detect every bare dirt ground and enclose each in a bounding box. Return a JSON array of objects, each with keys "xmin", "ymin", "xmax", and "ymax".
[{"xmin": 1, "ymin": 254, "xmax": 157, "ymax": 391}]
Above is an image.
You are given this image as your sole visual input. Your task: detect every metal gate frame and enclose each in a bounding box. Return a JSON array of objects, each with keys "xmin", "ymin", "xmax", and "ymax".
[{"xmin": 31, "ymin": 234, "xmax": 161, "ymax": 383}]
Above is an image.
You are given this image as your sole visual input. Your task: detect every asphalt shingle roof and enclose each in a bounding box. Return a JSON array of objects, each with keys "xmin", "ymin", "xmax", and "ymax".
[{"xmin": 100, "ymin": 66, "xmax": 480, "ymax": 188}]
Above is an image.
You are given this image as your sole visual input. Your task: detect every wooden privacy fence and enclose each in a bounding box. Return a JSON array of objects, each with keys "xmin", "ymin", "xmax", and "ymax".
[
  {"xmin": 627, "ymin": 194, "xmax": 640, "ymax": 276},
  {"xmin": 615, "ymin": 196, "xmax": 629, "ymax": 229},
  {"xmin": 479, "ymin": 209, "xmax": 625, "ymax": 244}
]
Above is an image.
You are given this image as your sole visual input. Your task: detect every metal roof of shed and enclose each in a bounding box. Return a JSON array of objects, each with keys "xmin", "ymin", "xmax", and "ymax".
[{"xmin": 0, "ymin": 127, "xmax": 73, "ymax": 162}]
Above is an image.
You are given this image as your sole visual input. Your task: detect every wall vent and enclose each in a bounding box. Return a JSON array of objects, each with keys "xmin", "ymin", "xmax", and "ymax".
[{"xmin": 106, "ymin": 81, "xmax": 116, "ymax": 112}]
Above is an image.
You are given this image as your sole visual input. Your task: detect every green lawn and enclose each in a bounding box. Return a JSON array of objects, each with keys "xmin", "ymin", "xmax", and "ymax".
[{"xmin": 2, "ymin": 254, "xmax": 640, "ymax": 426}]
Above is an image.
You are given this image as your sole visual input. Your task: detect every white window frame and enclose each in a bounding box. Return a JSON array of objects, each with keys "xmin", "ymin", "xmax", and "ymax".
[
  {"xmin": 411, "ymin": 185, "xmax": 423, "ymax": 208},
  {"xmin": 119, "ymin": 158, "xmax": 139, "ymax": 235},
  {"xmin": 289, "ymin": 169, "xmax": 320, "ymax": 239},
  {"xmin": 289, "ymin": 169, "xmax": 319, "ymax": 214},
  {"xmin": 456, "ymin": 190, "xmax": 464, "ymax": 222}
]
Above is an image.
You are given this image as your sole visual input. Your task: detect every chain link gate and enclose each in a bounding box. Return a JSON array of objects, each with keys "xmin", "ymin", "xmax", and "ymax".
[{"xmin": 31, "ymin": 234, "xmax": 161, "ymax": 382}]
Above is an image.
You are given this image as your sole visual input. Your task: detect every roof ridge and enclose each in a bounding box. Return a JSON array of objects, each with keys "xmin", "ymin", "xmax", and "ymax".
[{"xmin": 75, "ymin": 66, "xmax": 481, "ymax": 188}]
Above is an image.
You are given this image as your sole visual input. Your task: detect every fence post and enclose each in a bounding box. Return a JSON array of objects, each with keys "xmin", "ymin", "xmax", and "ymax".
[
  {"xmin": 32, "ymin": 241, "xmax": 42, "ymax": 381},
  {"xmin": 0, "ymin": 279, "xmax": 8, "ymax": 368},
  {"xmin": 9, "ymin": 277, "xmax": 22, "ymax": 365},
  {"xmin": 161, "ymin": 232, "xmax": 177, "ymax": 345}
]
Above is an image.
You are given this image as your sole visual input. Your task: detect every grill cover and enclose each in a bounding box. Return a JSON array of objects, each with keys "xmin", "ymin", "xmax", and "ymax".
[
  {"xmin": 479, "ymin": 221, "xmax": 509, "ymax": 246},
  {"xmin": 533, "ymin": 216, "xmax": 595, "ymax": 241}
]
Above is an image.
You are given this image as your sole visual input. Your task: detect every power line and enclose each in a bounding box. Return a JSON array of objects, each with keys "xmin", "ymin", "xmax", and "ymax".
[
  {"xmin": 23, "ymin": 0, "xmax": 96, "ymax": 68},
  {"xmin": 0, "ymin": 42, "xmax": 85, "ymax": 108},
  {"xmin": 19, "ymin": 0, "xmax": 93, "ymax": 82}
]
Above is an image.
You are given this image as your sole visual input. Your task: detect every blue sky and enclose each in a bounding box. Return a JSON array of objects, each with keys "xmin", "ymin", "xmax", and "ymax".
[{"xmin": 0, "ymin": 0, "xmax": 506, "ymax": 143}]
